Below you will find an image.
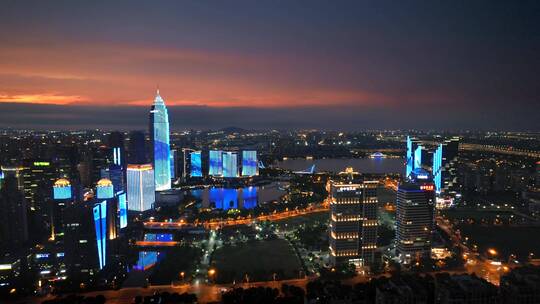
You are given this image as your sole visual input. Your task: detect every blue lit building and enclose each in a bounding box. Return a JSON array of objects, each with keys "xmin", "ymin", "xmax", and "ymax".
[
  {"xmin": 209, "ymin": 150, "xmax": 223, "ymax": 176},
  {"xmin": 190, "ymin": 151, "xmax": 202, "ymax": 177},
  {"xmin": 149, "ymin": 90, "xmax": 172, "ymax": 191},
  {"xmin": 93, "ymin": 201, "xmax": 107, "ymax": 270},
  {"xmin": 241, "ymin": 150, "xmax": 258, "ymax": 176},
  {"xmin": 222, "ymin": 152, "xmax": 238, "ymax": 178},
  {"xmin": 127, "ymin": 164, "xmax": 155, "ymax": 211}
]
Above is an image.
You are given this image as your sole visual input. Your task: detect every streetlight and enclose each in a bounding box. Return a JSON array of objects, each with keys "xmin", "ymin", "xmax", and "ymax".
[
  {"xmin": 488, "ymin": 248, "xmax": 498, "ymax": 256},
  {"xmin": 180, "ymin": 271, "xmax": 185, "ymax": 282}
]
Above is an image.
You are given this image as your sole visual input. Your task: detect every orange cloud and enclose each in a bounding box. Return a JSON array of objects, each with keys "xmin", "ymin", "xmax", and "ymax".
[{"xmin": 0, "ymin": 93, "xmax": 86, "ymax": 105}]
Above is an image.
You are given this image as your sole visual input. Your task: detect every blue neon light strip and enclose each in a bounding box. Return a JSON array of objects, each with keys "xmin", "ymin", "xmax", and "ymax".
[{"xmin": 118, "ymin": 193, "xmax": 127, "ymax": 229}]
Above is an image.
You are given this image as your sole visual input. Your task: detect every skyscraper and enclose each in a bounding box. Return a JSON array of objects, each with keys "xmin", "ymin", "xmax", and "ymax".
[
  {"xmin": 128, "ymin": 131, "xmax": 147, "ymax": 164},
  {"xmin": 329, "ymin": 180, "xmax": 378, "ymax": 268},
  {"xmin": 149, "ymin": 90, "xmax": 171, "ymax": 191},
  {"xmin": 396, "ymin": 179, "xmax": 435, "ymax": 264},
  {"xmin": 127, "ymin": 164, "xmax": 155, "ymax": 212},
  {"xmin": 0, "ymin": 175, "xmax": 28, "ymax": 250}
]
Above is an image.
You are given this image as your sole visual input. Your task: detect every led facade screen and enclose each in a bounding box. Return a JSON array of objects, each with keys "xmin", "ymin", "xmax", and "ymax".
[
  {"xmin": 241, "ymin": 150, "xmax": 258, "ymax": 176},
  {"xmin": 93, "ymin": 201, "xmax": 107, "ymax": 270},
  {"xmin": 53, "ymin": 185, "xmax": 72, "ymax": 200},
  {"xmin": 209, "ymin": 150, "xmax": 223, "ymax": 176},
  {"xmin": 433, "ymin": 144, "xmax": 443, "ymax": 193},
  {"xmin": 118, "ymin": 193, "xmax": 127, "ymax": 229},
  {"xmin": 406, "ymin": 136, "xmax": 413, "ymax": 178},
  {"xmin": 222, "ymin": 152, "xmax": 238, "ymax": 178},
  {"xmin": 97, "ymin": 185, "xmax": 114, "ymax": 199},
  {"xmin": 190, "ymin": 152, "xmax": 202, "ymax": 177}
]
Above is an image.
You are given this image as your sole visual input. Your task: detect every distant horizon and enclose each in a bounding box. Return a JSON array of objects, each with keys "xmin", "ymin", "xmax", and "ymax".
[
  {"xmin": 1, "ymin": 1, "xmax": 539, "ymax": 131},
  {"xmin": 1, "ymin": 101, "xmax": 538, "ymax": 132}
]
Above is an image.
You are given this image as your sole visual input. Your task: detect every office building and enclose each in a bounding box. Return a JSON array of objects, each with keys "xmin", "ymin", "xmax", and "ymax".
[
  {"xmin": 329, "ymin": 181, "xmax": 378, "ymax": 268},
  {"xmin": 127, "ymin": 164, "xmax": 155, "ymax": 211},
  {"xmin": 149, "ymin": 90, "xmax": 172, "ymax": 191},
  {"xmin": 127, "ymin": 131, "xmax": 147, "ymax": 164},
  {"xmin": 241, "ymin": 150, "xmax": 258, "ymax": 177},
  {"xmin": 108, "ymin": 131, "xmax": 125, "ymax": 167},
  {"xmin": 396, "ymin": 178, "xmax": 435, "ymax": 264},
  {"xmin": 63, "ymin": 200, "xmax": 100, "ymax": 283},
  {"xmin": 0, "ymin": 175, "xmax": 29, "ymax": 251}
]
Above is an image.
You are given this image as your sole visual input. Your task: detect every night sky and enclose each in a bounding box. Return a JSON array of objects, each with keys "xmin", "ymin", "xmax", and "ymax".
[{"xmin": 0, "ymin": 0, "xmax": 539, "ymax": 130}]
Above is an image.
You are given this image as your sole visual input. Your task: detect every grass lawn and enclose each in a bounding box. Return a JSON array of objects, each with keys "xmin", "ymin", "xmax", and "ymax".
[
  {"xmin": 148, "ymin": 246, "xmax": 202, "ymax": 285},
  {"xmin": 459, "ymin": 225, "xmax": 540, "ymax": 260},
  {"xmin": 212, "ymin": 238, "xmax": 302, "ymax": 283}
]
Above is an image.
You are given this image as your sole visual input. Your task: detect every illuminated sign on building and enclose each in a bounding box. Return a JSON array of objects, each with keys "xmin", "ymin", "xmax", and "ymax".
[
  {"xmin": 93, "ymin": 201, "xmax": 107, "ymax": 270},
  {"xmin": 33, "ymin": 162, "xmax": 50, "ymax": 166},
  {"xmin": 209, "ymin": 150, "xmax": 223, "ymax": 176},
  {"xmin": 241, "ymin": 150, "xmax": 258, "ymax": 177},
  {"xmin": 190, "ymin": 151, "xmax": 202, "ymax": 177},
  {"xmin": 118, "ymin": 192, "xmax": 128, "ymax": 229}
]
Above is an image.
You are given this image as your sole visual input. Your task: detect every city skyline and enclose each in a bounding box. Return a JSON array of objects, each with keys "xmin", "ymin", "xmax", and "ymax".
[{"xmin": 1, "ymin": 1, "xmax": 539, "ymax": 130}]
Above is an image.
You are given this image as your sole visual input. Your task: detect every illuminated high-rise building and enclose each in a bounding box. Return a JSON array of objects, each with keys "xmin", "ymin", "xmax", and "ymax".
[
  {"xmin": 329, "ymin": 181, "xmax": 378, "ymax": 268},
  {"xmin": 127, "ymin": 164, "xmax": 155, "ymax": 211},
  {"xmin": 149, "ymin": 90, "xmax": 171, "ymax": 191},
  {"xmin": 209, "ymin": 150, "xmax": 223, "ymax": 176},
  {"xmin": 0, "ymin": 175, "xmax": 28, "ymax": 250},
  {"xmin": 241, "ymin": 150, "xmax": 258, "ymax": 177},
  {"xmin": 190, "ymin": 151, "xmax": 202, "ymax": 177},
  {"xmin": 51, "ymin": 178, "xmax": 72, "ymax": 240},
  {"xmin": 222, "ymin": 152, "xmax": 238, "ymax": 178},
  {"xmin": 128, "ymin": 131, "xmax": 147, "ymax": 164},
  {"xmin": 396, "ymin": 179, "xmax": 435, "ymax": 264}
]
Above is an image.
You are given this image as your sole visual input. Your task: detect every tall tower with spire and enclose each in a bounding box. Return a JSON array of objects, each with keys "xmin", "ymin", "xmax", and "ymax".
[{"xmin": 149, "ymin": 89, "xmax": 172, "ymax": 191}]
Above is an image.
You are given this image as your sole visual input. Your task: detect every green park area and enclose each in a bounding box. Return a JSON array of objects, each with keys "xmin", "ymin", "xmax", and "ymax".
[{"xmin": 212, "ymin": 238, "xmax": 303, "ymax": 283}]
